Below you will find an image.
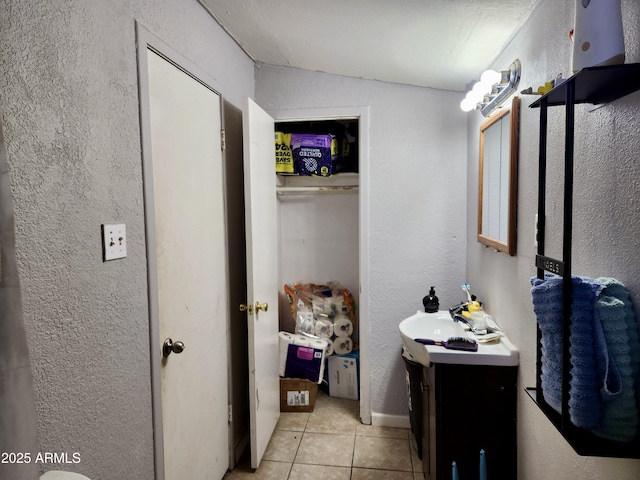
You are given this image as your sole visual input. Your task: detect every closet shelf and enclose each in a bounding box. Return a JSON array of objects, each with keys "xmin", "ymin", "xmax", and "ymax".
[
  {"xmin": 276, "ymin": 172, "xmax": 359, "ymax": 195},
  {"xmin": 276, "ymin": 185, "xmax": 358, "ymax": 195},
  {"xmin": 527, "ymin": 62, "xmax": 640, "ymax": 459},
  {"xmin": 530, "ymin": 63, "xmax": 640, "ymax": 108}
]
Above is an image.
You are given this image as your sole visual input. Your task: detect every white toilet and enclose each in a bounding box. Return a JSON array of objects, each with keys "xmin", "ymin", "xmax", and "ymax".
[{"xmin": 40, "ymin": 471, "xmax": 91, "ymax": 480}]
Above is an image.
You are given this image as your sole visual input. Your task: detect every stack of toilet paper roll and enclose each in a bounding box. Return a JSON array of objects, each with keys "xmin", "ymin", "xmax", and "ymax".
[
  {"xmin": 279, "ymin": 332, "xmax": 328, "ymax": 383},
  {"xmin": 294, "ymin": 306, "xmax": 354, "ymax": 356},
  {"xmin": 284, "ymin": 282, "xmax": 357, "ymax": 357},
  {"xmin": 314, "ymin": 312, "xmax": 354, "ymax": 356}
]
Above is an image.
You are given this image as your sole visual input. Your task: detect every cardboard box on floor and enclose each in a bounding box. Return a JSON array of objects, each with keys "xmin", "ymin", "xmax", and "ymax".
[
  {"xmin": 280, "ymin": 378, "xmax": 318, "ymax": 412},
  {"xmin": 325, "ymin": 351, "xmax": 359, "ymax": 401}
]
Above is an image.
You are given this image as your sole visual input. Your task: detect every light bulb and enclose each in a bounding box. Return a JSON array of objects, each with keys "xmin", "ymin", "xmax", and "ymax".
[
  {"xmin": 466, "ymin": 89, "xmax": 483, "ymax": 104},
  {"xmin": 472, "ymin": 81, "xmax": 487, "ymax": 95},
  {"xmin": 480, "ymin": 69, "xmax": 501, "ymax": 85},
  {"xmin": 460, "ymin": 97, "xmax": 476, "ymax": 112}
]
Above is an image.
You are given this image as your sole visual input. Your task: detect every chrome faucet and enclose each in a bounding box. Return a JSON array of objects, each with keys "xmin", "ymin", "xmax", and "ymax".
[{"xmin": 449, "ymin": 302, "xmax": 487, "ymax": 334}]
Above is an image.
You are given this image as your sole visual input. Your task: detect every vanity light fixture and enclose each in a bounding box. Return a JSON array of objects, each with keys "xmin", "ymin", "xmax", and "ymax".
[{"xmin": 460, "ymin": 59, "xmax": 521, "ymax": 117}]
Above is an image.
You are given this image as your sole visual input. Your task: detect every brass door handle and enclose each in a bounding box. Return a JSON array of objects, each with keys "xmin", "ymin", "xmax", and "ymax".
[
  {"xmin": 239, "ymin": 302, "xmax": 267, "ymax": 314},
  {"xmin": 255, "ymin": 302, "xmax": 268, "ymax": 312},
  {"xmin": 163, "ymin": 338, "xmax": 185, "ymax": 357}
]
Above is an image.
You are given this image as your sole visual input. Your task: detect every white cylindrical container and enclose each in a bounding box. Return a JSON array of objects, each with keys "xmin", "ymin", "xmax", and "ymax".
[
  {"xmin": 572, "ymin": 0, "xmax": 625, "ymax": 73},
  {"xmin": 40, "ymin": 472, "xmax": 92, "ymax": 480}
]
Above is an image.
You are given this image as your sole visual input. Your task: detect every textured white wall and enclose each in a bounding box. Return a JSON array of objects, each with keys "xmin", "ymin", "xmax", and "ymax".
[
  {"xmin": 256, "ymin": 66, "xmax": 468, "ymax": 417},
  {"xmin": 278, "ymin": 192, "xmax": 360, "ymax": 334},
  {"xmin": 466, "ymin": 0, "xmax": 640, "ymax": 478},
  {"xmin": 0, "ymin": 1, "xmax": 253, "ymax": 478}
]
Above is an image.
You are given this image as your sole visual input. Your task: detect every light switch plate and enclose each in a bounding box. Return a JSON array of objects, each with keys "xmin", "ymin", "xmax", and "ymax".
[{"xmin": 102, "ymin": 224, "xmax": 127, "ymax": 261}]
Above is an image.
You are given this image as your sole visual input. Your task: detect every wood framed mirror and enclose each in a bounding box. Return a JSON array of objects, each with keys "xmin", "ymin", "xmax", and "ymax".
[{"xmin": 478, "ymin": 96, "xmax": 519, "ymax": 256}]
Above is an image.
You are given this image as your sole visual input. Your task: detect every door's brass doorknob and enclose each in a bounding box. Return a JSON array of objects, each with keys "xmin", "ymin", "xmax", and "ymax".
[
  {"xmin": 163, "ymin": 338, "xmax": 185, "ymax": 357},
  {"xmin": 255, "ymin": 302, "xmax": 268, "ymax": 312},
  {"xmin": 239, "ymin": 303, "xmax": 253, "ymax": 315}
]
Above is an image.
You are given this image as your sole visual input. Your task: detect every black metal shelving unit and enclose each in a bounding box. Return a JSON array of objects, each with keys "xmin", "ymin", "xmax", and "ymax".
[{"xmin": 525, "ymin": 63, "xmax": 640, "ymax": 458}]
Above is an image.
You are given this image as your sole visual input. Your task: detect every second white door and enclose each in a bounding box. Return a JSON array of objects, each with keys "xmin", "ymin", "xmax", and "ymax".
[
  {"xmin": 242, "ymin": 97, "xmax": 281, "ymax": 469},
  {"xmin": 146, "ymin": 47, "xmax": 230, "ymax": 479}
]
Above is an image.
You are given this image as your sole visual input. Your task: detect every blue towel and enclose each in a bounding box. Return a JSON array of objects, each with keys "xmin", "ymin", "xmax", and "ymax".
[
  {"xmin": 530, "ymin": 274, "xmax": 605, "ymax": 429},
  {"xmin": 597, "ymin": 279, "xmax": 640, "ymax": 412},
  {"xmin": 592, "ymin": 278, "xmax": 640, "ymax": 442},
  {"xmin": 530, "ymin": 275, "xmax": 564, "ymax": 412}
]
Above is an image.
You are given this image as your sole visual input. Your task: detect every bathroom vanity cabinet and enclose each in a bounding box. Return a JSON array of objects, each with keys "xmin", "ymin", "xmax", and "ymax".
[{"xmin": 421, "ymin": 363, "xmax": 518, "ymax": 480}]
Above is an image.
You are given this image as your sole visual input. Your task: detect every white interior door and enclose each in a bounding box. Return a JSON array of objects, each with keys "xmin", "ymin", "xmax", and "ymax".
[
  {"xmin": 146, "ymin": 48, "xmax": 229, "ymax": 479},
  {"xmin": 242, "ymin": 97, "xmax": 280, "ymax": 469}
]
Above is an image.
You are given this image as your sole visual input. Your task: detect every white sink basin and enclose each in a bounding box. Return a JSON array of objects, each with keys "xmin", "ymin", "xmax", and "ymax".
[{"xmin": 399, "ymin": 310, "xmax": 519, "ymax": 367}]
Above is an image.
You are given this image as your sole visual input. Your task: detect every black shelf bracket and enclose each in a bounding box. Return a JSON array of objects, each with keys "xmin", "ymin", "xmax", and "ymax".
[{"xmin": 527, "ymin": 63, "xmax": 640, "ymax": 458}]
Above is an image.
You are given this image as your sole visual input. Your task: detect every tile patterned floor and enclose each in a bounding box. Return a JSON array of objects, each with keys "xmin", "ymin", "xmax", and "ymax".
[{"xmin": 224, "ymin": 390, "xmax": 424, "ymax": 480}]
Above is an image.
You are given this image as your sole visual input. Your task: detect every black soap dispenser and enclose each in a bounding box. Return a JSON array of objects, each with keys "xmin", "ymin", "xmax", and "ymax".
[{"xmin": 423, "ymin": 286, "xmax": 439, "ymax": 313}]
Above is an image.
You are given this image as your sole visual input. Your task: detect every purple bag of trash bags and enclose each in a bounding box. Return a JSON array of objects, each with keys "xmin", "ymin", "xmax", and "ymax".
[{"xmin": 290, "ymin": 133, "xmax": 341, "ymax": 176}]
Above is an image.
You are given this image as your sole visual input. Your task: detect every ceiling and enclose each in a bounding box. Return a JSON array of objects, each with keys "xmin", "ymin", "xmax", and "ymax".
[{"xmin": 199, "ymin": 0, "xmax": 540, "ymax": 92}]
